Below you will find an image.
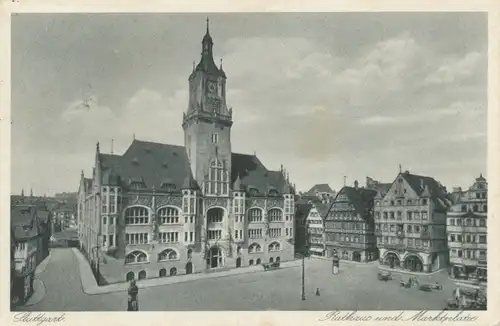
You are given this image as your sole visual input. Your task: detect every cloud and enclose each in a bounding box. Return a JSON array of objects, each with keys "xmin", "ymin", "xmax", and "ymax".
[
  {"xmin": 333, "ymin": 33, "xmax": 420, "ymax": 104},
  {"xmin": 423, "ymin": 51, "xmax": 483, "ymax": 85}
]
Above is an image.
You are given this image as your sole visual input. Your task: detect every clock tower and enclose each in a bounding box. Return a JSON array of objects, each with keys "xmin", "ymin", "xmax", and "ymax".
[{"xmin": 183, "ymin": 19, "xmax": 233, "ymax": 195}]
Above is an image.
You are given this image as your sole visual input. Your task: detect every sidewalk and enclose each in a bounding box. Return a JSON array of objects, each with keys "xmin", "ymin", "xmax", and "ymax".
[
  {"xmin": 35, "ymin": 253, "xmax": 52, "ymax": 275},
  {"xmin": 23, "ymin": 278, "xmax": 46, "ymax": 306},
  {"xmin": 378, "ymin": 265, "xmax": 447, "ymax": 277},
  {"xmin": 451, "ymin": 278, "xmax": 487, "ymax": 290},
  {"xmin": 310, "ymin": 256, "xmax": 378, "ymax": 267},
  {"xmin": 72, "ymin": 248, "xmax": 302, "ymax": 295}
]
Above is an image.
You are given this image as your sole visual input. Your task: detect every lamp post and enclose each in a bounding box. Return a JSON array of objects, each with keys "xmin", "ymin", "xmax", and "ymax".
[{"xmin": 301, "ymin": 253, "xmax": 305, "ymax": 300}]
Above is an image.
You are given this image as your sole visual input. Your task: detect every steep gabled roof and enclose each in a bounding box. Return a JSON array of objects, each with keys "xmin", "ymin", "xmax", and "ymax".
[
  {"xmin": 94, "ymin": 139, "xmax": 290, "ymax": 195},
  {"xmin": 295, "ymin": 203, "xmax": 313, "ymax": 221},
  {"xmin": 11, "ymin": 205, "xmax": 40, "ymax": 239},
  {"xmin": 391, "ymin": 172, "xmax": 450, "ymax": 210},
  {"xmin": 314, "ymin": 202, "xmax": 332, "ymax": 219},
  {"xmin": 334, "ymin": 186, "xmax": 377, "ymax": 219},
  {"xmin": 304, "ymin": 183, "xmax": 334, "ymax": 196}
]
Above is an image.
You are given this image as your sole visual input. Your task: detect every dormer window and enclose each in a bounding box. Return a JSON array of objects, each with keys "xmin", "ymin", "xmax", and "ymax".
[
  {"xmin": 268, "ymin": 189, "xmax": 279, "ymax": 197},
  {"xmin": 248, "ymin": 187, "xmax": 259, "ymax": 197},
  {"xmin": 160, "ymin": 183, "xmax": 176, "ymax": 192},
  {"xmin": 130, "ymin": 182, "xmax": 145, "ymax": 190}
]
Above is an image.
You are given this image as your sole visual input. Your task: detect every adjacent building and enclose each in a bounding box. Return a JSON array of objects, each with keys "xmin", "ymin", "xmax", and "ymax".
[
  {"xmin": 294, "ymin": 200, "xmax": 312, "ymax": 256},
  {"xmin": 301, "ymin": 183, "xmax": 336, "ymax": 203},
  {"xmin": 447, "ymin": 174, "xmax": 487, "ymax": 282},
  {"xmin": 374, "ymin": 170, "xmax": 451, "ymax": 273},
  {"xmin": 77, "ymin": 22, "xmax": 296, "ymax": 284},
  {"xmin": 324, "ymin": 180, "xmax": 379, "ymax": 262},
  {"xmin": 11, "ymin": 205, "xmax": 44, "ymax": 305},
  {"xmin": 306, "ymin": 201, "xmax": 331, "ymax": 257}
]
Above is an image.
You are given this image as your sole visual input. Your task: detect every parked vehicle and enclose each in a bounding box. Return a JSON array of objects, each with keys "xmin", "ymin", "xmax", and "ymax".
[
  {"xmin": 263, "ymin": 262, "xmax": 280, "ymax": 271},
  {"xmin": 377, "ymin": 271, "xmax": 392, "ymax": 281}
]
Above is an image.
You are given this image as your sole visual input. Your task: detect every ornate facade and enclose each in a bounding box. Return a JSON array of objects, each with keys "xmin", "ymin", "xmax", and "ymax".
[
  {"xmin": 374, "ymin": 170, "xmax": 451, "ymax": 273},
  {"xmin": 447, "ymin": 175, "xmax": 487, "ymax": 282},
  {"xmin": 77, "ymin": 22, "xmax": 295, "ymax": 283},
  {"xmin": 324, "ymin": 180, "xmax": 379, "ymax": 262}
]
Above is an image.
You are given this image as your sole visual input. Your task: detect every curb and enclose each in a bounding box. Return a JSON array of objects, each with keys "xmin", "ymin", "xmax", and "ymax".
[
  {"xmin": 73, "ymin": 248, "xmax": 302, "ymax": 295},
  {"xmin": 35, "ymin": 253, "xmax": 52, "ymax": 275},
  {"xmin": 86, "ymin": 262, "xmax": 303, "ymax": 295},
  {"xmin": 23, "ymin": 278, "xmax": 46, "ymax": 307}
]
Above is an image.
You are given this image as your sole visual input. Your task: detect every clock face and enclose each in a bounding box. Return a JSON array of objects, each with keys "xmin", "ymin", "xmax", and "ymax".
[{"xmin": 207, "ymin": 82, "xmax": 217, "ymax": 93}]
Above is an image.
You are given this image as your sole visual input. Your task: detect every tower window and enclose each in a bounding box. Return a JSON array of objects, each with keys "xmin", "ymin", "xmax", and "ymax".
[{"xmin": 211, "ymin": 133, "xmax": 219, "ymax": 144}]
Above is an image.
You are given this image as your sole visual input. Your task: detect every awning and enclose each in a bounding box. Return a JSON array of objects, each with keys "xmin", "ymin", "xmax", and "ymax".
[{"xmin": 309, "ymin": 248, "xmax": 325, "ymax": 253}]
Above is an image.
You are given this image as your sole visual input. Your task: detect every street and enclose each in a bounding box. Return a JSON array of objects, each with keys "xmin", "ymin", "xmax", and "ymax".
[{"xmin": 15, "ymin": 248, "xmax": 457, "ymax": 311}]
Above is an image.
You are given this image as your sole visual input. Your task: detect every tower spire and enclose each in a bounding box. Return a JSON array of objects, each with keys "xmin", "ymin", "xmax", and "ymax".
[{"xmin": 206, "ymin": 17, "xmax": 210, "ymax": 34}]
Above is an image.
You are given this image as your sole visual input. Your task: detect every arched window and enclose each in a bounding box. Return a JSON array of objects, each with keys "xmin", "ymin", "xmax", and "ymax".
[
  {"xmin": 207, "ymin": 160, "xmax": 229, "ymax": 195},
  {"xmin": 138, "ymin": 270, "xmax": 146, "ymax": 280},
  {"xmin": 256, "ymin": 258, "xmax": 261, "ymax": 264},
  {"xmin": 276, "ymin": 256, "xmax": 281, "ymax": 262},
  {"xmin": 248, "ymin": 208, "xmax": 263, "ymax": 223},
  {"xmin": 269, "ymin": 257, "xmax": 274, "ymax": 263},
  {"xmin": 157, "ymin": 207, "xmax": 180, "ymax": 224},
  {"xmin": 170, "ymin": 267, "xmax": 177, "ymax": 276},
  {"xmin": 159, "ymin": 268, "xmax": 167, "ymax": 277},
  {"xmin": 126, "ymin": 271, "xmax": 135, "ymax": 281},
  {"xmin": 268, "ymin": 241, "xmax": 281, "ymax": 252},
  {"xmin": 237, "ymin": 246, "xmax": 242, "ymax": 255},
  {"xmin": 158, "ymin": 249, "xmax": 178, "ymax": 261},
  {"xmin": 268, "ymin": 208, "xmax": 282, "ymax": 222},
  {"xmin": 125, "ymin": 251, "xmax": 148, "ymax": 264},
  {"xmin": 125, "ymin": 207, "xmax": 149, "ymax": 225},
  {"xmin": 248, "ymin": 243, "xmax": 262, "ymax": 253},
  {"xmin": 207, "ymin": 208, "xmax": 224, "ymax": 223},
  {"xmin": 249, "ymin": 259, "xmax": 254, "ymax": 265},
  {"xmin": 187, "ymin": 249, "xmax": 192, "ymax": 259}
]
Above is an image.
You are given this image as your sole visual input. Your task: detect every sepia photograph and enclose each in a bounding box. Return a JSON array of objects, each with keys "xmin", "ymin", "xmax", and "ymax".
[{"xmin": 9, "ymin": 11, "xmax": 489, "ymax": 313}]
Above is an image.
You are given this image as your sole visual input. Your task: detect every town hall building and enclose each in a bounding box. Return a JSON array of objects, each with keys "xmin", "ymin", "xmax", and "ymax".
[{"xmin": 78, "ymin": 21, "xmax": 296, "ymax": 283}]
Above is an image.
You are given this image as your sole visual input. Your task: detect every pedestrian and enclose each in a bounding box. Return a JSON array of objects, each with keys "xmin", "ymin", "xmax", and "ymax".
[
  {"xmin": 454, "ymin": 287, "xmax": 460, "ymax": 307},
  {"xmin": 127, "ymin": 280, "xmax": 139, "ymax": 311}
]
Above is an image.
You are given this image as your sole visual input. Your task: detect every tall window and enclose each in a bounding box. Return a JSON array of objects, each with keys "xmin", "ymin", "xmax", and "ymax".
[
  {"xmin": 211, "ymin": 133, "xmax": 219, "ymax": 144},
  {"xmin": 248, "ymin": 228, "xmax": 263, "ymax": 239},
  {"xmin": 125, "ymin": 207, "xmax": 149, "ymax": 225},
  {"xmin": 125, "ymin": 233, "xmax": 149, "ymax": 245},
  {"xmin": 233, "ymin": 196, "xmax": 244, "ymax": 214},
  {"xmin": 159, "ymin": 232, "xmax": 179, "ymax": 243},
  {"xmin": 158, "ymin": 207, "xmax": 180, "ymax": 224},
  {"xmin": 207, "ymin": 230, "xmax": 222, "ymax": 240},
  {"xmin": 268, "ymin": 208, "xmax": 283, "ymax": 222},
  {"xmin": 109, "ymin": 188, "xmax": 117, "ymax": 213},
  {"xmin": 206, "ymin": 160, "xmax": 229, "ymax": 195},
  {"xmin": 249, "ymin": 208, "xmax": 263, "ymax": 222}
]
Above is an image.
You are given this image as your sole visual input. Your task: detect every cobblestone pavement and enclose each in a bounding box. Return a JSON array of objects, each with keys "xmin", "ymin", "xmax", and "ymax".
[{"xmin": 15, "ymin": 249, "xmax": 459, "ymax": 311}]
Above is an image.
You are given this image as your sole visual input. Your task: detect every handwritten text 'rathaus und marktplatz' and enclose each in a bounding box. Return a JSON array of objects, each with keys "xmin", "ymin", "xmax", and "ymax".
[{"xmin": 319, "ymin": 310, "xmax": 480, "ymax": 323}]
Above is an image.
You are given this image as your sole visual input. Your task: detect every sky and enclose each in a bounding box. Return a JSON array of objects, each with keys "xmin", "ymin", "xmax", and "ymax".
[{"xmin": 11, "ymin": 13, "xmax": 487, "ymax": 196}]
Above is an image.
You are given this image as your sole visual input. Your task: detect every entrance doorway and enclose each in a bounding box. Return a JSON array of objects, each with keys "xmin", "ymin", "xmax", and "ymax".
[
  {"xmin": 186, "ymin": 262, "xmax": 193, "ymax": 274},
  {"xmin": 236, "ymin": 257, "xmax": 241, "ymax": 268},
  {"xmin": 384, "ymin": 252, "xmax": 400, "ymax": 268},
  {"xmin": 404, "ymin": 255, "xmax": 423, "ymax": 272},
  {"xmin": 352, "ymin": 252, "xmax": 361, "ymax": 262},
  {"xmin": 126, "ymin": 271, "xmax": 135, "ymax": 281},
  {"xmin": 206, "ymin": 246, "xmax": 223, "ymax": 269}
]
